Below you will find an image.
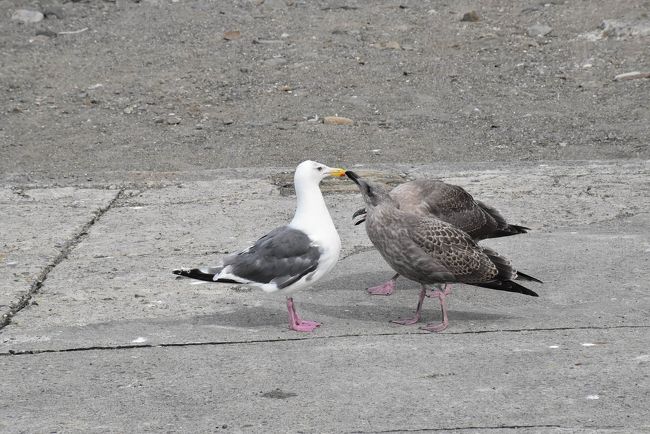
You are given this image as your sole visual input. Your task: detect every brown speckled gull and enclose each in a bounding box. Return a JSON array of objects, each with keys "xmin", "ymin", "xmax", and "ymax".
[
  {"xmin": 346, "ymin": 170, "xmax": 541, "ymax": 332},
  {"xmin": 352, "ymin": 178, "xmax": 531, "ymax": 295}
]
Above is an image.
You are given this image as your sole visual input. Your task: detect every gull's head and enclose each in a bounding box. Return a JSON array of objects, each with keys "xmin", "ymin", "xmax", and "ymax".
[
  {"xmin": 345, "ymin": 170, "xmax": 391, "ymax": 209},
  {"xmin": 294, "ymin": 160, "xmax": 346, "ymax": 185}
]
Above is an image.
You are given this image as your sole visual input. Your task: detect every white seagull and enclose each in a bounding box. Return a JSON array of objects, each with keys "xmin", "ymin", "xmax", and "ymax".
[{"xmin": 173, "ymin": 160, "xmax": 346, "ymax": 332}]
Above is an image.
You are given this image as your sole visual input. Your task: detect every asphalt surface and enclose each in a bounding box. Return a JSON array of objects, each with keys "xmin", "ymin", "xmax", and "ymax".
[{"xmin": 1, "ymin": 161, "xmax": 649, "ymax": 432}]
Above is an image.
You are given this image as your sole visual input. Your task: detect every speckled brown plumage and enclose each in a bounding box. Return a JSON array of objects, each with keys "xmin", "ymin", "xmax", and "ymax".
[
  {"xmin": 356, "ymin": 179, "xmax": 529, "ymax": 240},
  {"xmin": 346, "ymin": 170, "xmax": 541, "ymax": 332}
]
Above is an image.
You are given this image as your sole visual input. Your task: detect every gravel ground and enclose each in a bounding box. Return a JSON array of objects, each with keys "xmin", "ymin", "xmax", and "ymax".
[{"xmin": 1, "ymin": 0, "xmax": 649, "ymax": 182}]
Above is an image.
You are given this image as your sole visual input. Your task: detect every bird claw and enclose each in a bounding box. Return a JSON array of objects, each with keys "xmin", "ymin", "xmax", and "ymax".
[
  {"xmin": 367, "ymin": 280, "xmax": 396, "ymax": 296},
  {"xmin": 391, "ymin": 316, "xmax": 420, "ymax": 326},
  {"xmin": 419, "ymin": 321, "xmax": 448, "ymax": 333},
  {"xmin": 290, "ymin": 320, "xmax": 321, "ymax": 332}
]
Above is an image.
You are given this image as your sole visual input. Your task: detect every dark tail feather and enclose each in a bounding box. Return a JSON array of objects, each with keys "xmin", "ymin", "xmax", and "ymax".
[
  {"xmin": 477, "ymin": 201, "xmax": 530, "ymax": 238},
  {"xmin": 475, "ymin": 280, "xmax": 539, "ymax": 297},
  {"xmin": 516, "ymin": 271, "xmax": 543, "ymax": 284},
  {"xmin": 173, "ymin": 267, "xmax": 218, "ymax": 282},
  {"xmin": 481, "ymin": 248, "xmax": 541, "ymax": 294},
  {"xmin": 489, "ymin": 224, "xmax": 530, "ymax": 238}
]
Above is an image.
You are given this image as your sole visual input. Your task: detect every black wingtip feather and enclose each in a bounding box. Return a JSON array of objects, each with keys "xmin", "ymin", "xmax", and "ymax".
[
  {"xmin": 173, "ymin": 268, "xmax": 217, "ymax": 282},
  {"xmin": 476, "ymin": 280, "xmax": 539, "ymax": 297},
  {"xmin": 516, "ymin": 271, "xmax": 543, "ymax": 284},
  {"xmin": 489, "ymin": 224, "xmax": 530, "ymax": 238}
]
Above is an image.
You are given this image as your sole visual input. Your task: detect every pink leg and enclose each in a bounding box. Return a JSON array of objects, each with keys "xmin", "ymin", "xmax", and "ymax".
[
  {"xmin": 367, "ymin": 273, "xmax": 399, "ymax": 296},
  {"xmin": 391, "ymin": 286, "xmax": 427, "ymax": 326},
  {"xmin": 286, "ymin": 297, "xmax": 321, "ymax": 332},
  {"xmin": 420, "ymin": 285, "xmax": 451, "ymax": 333}
]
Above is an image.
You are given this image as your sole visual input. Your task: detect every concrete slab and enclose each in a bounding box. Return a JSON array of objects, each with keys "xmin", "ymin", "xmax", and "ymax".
[
  {"xmin": 0, "ymin": 187, "xmax": 119, "ymax": 324},
  {"xmin": 0, "ymin": 328, "xmax": 647, "ymax": 432},
  {"xmin": 0, "ymin": 162, "xmax": 648, "ymax": 432},
  {"xmin": 1, "ymin": 162, "xmax": 648, "ymax": 353}
]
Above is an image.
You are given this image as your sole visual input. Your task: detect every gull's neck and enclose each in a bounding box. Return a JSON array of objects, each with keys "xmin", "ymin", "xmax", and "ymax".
[{"xmin": 289, "ymin": 178, "xmax": 335, "ymax": 235}]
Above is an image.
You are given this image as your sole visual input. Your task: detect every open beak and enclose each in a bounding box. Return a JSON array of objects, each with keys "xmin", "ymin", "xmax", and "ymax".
[
  {"xmin": 328, "ymin": 167, "xmax": 347, "ymax": 177},
  {"xmin": 345, "ymin": 170, "xmax": 361, "ymax": 185}
]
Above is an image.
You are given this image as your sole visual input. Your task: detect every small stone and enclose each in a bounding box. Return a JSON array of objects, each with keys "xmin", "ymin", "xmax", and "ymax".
[
  {"xmin": 29, "ymin": 35, "xmax": 51, "ymax": 44},
  {"xmin": 12, "ymin": 9, "xmax": 44, "ymax": 24},
  {"xmin": 613, "ymin": 71, "xmax": 650, "ymax": 81},
  {"xmin": 461, "ymin": 11, "xmax": 480, "ymax": 22},
  {"xmin": 278, "ymin": 84, "xmax": 292, "ymax": 92},
  {"xmin": 371, "ymin": 149, "xmax": 381, "ymax": 155},
  {"xmin": 224, "ymin": 30, "xmax": 241, "ymax": 40},
  {"xmin": 123, "ymin": 106, "xmax": 134, "ymax": 114},
  {"xmin": 36, "ymin": 29, "xmax": 58, "ymax": 38},
  {"xmin": 43, "ymin": 7, "xmax": 64, "ymax": 19},
  {"xmin": 166, "ymin": 117, "xmax": 181, "ymax": 125},
  {"xmin": 379, "ymin": 41, "xmax": 401, "ymax": 50},
  {"xmin": 599, "ymin": 19, "xmax": 650, "ymax": 39},
  {"xmin": 527, "ymin": 24, "xmax": 553, "ymax": 37},
  {"xmin": 323, "ymin": 116, "xmax": 353, "ymax": 126}
]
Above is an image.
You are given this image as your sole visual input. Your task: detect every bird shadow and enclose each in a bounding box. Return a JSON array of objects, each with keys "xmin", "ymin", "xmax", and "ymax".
[{"xmin": 302, "ymin": 302, "xmax": 514, "ymax": 324}]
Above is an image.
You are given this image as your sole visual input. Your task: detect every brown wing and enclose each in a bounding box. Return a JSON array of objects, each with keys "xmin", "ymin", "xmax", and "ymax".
[
  {"xmin": 392, "ymin": 180, "xmax": 499, "ymax": 239},
  {"xmin": 406, "ymin": 216, "xmax": 499, "ymax": 283}
]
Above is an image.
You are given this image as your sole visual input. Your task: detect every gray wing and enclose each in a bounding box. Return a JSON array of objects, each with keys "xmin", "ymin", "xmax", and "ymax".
[
  {"xmin": 223, "ymin": 226, "xmax": 320, "ymax": 289},
  {"xmin": 406, "ymin": 216, "xmax": 499, "ymax": 283}
]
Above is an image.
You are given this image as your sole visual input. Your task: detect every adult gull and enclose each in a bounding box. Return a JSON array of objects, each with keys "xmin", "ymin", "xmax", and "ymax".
[
  {"xmin": 353, "ymin": 178, "xmax": 530, "ymax": 295},
  {"xmin": 346, "ymin": 170, "xmax": 541, "ymax": 332},
  {"xmin": 173, "ymin": 160, "xmax": 346, "ymax": 332}
]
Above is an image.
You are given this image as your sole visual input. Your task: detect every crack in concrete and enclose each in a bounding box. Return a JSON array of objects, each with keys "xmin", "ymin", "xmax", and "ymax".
[
  {"xmin": 349, "ymin": 424, "xmax": 634, "ymax": 433},
  {"xmin": 349, "ymin": 424, "xmax": 564, "ymax": 433},
  {"xmin": 1, "ymin": 324, "xmax": 646, "ymax": 357},
  {"xmin": 0, "ymin": 189, "xmax": 126, "ymax": 331}
]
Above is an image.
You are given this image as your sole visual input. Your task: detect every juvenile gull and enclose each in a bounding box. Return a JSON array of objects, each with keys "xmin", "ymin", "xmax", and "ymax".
[
  {"xmin": 346, "ymin": 170, "xmax": 541, "ymax": 332},
  {"xmin": 353, "ymin": 179, "xmax": 530, "ymax": 295},
  {"xmin": 173, "ymin": 161, "xmax": 346, "ymax": 332}
]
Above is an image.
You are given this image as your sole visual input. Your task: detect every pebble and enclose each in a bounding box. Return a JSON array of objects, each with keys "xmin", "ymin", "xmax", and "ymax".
[
  {"xmin": 123, "ymin": 106, "xmax": 134, "ymax": 114},
  {"xmin": 43, "ymin": 7, "xmax": 64, "ymax": 19},
  {"xmin": 613, "ymin": 71, "xmax": 650, "ymax": 81},
  {"xmin": 12, "ymin": 9, "xmax": 44, "ymax": 24},
  {"xmin": 166, "ymin": 117, "xmax": 181, "ymax": 125},
  {"xmin": 461, "ymin": 11, "xmax": 480, "ymax": 22},
  {"xmin": 600, "ymin": 19, "xmax": 650, "ymax": 38},
  {"xmin": 223, "ymin": 30, "xmax": 241, "ymax": 40},
  {"xmin": 323, "ymin": 116, "xmax": 353, "ymax": 126},
  {"xmin": 36, "ymin": 29, "xmax": 58, "ymax": 38},
  {"xmin": 527, "ymin": 24, "xmax": 553, "ymax": 37},
  {"xmin": 379, "ymin": 41, "xmax": 401, "ymax": 50}
]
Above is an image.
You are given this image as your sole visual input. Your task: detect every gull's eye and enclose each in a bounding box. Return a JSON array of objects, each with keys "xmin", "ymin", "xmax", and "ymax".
[{"xmin": 317, "ymin": 166, "xmax": 323, "ymax": 172}]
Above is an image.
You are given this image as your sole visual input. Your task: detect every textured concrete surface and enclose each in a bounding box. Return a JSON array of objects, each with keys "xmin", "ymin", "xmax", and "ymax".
[{"xmin": 1, "ymin": 161, "xmax": 648, "ymax": 432}]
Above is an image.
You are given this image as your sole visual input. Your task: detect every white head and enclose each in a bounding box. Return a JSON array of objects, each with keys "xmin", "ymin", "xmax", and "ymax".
[{"xmin": 294, "ymin": 160, "xmax": 346, "ymax": 186}]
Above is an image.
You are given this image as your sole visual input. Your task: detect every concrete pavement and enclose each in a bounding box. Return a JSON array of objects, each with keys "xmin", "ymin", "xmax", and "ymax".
[{"xmin": 1, "ymin": 161, "xmax": 649, "ymax": 432}]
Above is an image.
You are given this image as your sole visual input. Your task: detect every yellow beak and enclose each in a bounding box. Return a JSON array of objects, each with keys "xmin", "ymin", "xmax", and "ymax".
[{"xmin": 328, "ymin": 167, "xmax": 347, "ymax": 177}]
